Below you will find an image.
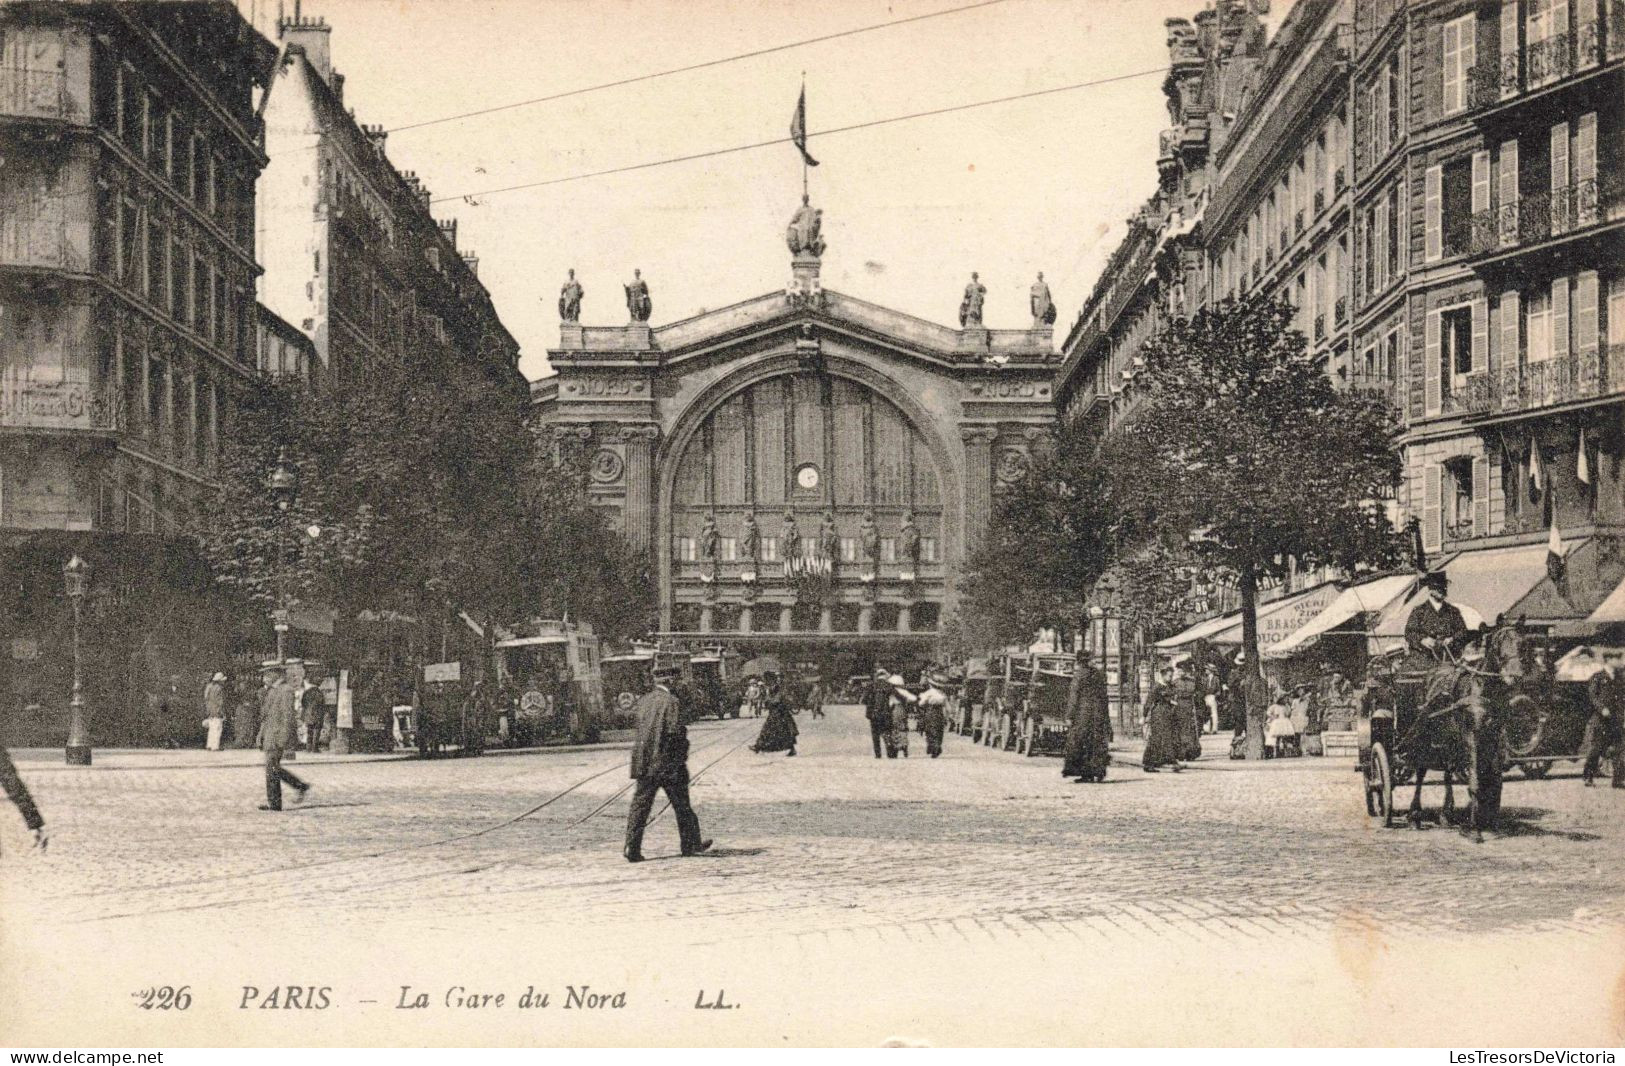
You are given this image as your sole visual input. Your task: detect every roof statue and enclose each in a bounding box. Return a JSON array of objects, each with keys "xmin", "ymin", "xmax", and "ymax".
[
  {"xmin": 558, "ymin": 268, "xmax": 583, "ymax": 323},
  {"xmin": 786, "ymin": 195, "xmax": 826, "ymax": 258},
  {"xmin": 624, "ymin": 268, "xmax": 652, "ymax": 323},
  {"xmin": 1030, "ymin": 272, "xmax": 1056, "ymax": 327},
  {"xmin": 959, "ymin": 272, "xmax": 986, "ymax": 328}
]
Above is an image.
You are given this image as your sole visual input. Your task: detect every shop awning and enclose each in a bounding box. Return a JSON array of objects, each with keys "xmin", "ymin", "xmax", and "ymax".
[
  {"xmin": 1155, "ymin": 582, "xmax": 1341, "ymax": 651},
  {"xmin": 1369, "ymin": 540, "xmax": 1578, "ymax": 650},
  {"xmin": 1504, "ymin": 536, "xmax": 1625, "ymax": 627},
  {"xmin": 1264, "ymin": 574, "xmax": 1417, "ymax": 659},
  {"xmin": 1590, "ymin": 577, "xmax": 1625, "ymax": 624}
]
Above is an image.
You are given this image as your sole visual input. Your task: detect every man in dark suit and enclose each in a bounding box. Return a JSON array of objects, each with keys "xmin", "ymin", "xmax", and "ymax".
[
  {"xmin": 1404, "ymin": 570, "xmax": 1471, "ymax": 667},
  {"xmin": 256, "ymin": 663, "xmax": 310, "ymax": 811},
  {"xmin": 623, "ymin": 663, "xmax": 711, "ymax": 862},
  {"xmin": 865, "ymin": 667, "xmax": 892, "ymax": 759},
  {"xmin": 0, "ymin": 746, "xmax": 46, "ymax": 852}
]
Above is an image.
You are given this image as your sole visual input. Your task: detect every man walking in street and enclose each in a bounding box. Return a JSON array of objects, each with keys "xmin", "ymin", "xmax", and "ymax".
[
  {"xmin": 298, "ymin": 668, "xmax": 326, "ymax": 754},
  {"xmin": 865, "ymin": 667, "xmax": 891, "ymax": 759},
  {"xmin": 257, "ymin": 662, "xmax": 310, "ymax": 811},
  {"xmin": 0, "ymin": 745, "xmax": 47, "ymax": 854},
  {"xmin": 624, "ymin": 662, "xmax": 712, "ymax": 862}
]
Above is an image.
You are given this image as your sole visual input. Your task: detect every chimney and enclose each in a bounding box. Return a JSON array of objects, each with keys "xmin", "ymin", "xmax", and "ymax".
[
  {"xmin": 361, "ymin": 123, "xmax": 387, "ymax": 154},
  {"xmin": 278, "ymin": 12, "xmax": 332, "ymax": 86},
  {"xmin": 437, "ymin": 219, "xmax": 457, "ymax": 250},
  {"xmin": 332, "ymin": 71, "xmax": 345, "ymax": 104},
  {"xmin": 461, "ymin": 253, "xmax": 479, "ymax": 278}
]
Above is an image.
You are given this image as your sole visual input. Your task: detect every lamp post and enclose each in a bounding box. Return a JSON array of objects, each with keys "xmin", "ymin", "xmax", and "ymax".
[
  {"xmin": 267, "ymin": 448, "xmax": 296, "ymax": 664},
  {"xmin": 63, "ymin": 554, "xmax": 92, "ymax": 766}
]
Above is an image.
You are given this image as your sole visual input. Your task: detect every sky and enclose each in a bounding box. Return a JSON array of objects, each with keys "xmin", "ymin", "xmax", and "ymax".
[{"xmin": 237, "ymin": 0, "xmax": 1224, "ymax": 381}]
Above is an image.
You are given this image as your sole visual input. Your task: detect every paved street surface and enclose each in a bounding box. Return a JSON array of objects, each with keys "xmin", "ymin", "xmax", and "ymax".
[{"xmin": 3, "ymin": 707, "xmax": 1622, "ymax": 1046}]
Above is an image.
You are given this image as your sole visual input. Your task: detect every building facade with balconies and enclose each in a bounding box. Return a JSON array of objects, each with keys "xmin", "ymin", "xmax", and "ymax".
[
  {"xmin": 1392, "ymin": 0, "xmax": 1624, "ymax": 583},
  {"xmin": 257, "ymin": 14, "xmax": 521, "ymax": 388},
  {"xmin": 0, "ymin": 0, "xmax": 275, "ymax": 535}
]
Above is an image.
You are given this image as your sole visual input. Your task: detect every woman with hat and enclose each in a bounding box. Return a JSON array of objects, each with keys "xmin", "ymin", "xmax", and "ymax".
[
  {"xmin": 749, "ymin": 671, "xmax": 799, "ymax": 757},
  {"xmin": 1140, "ymin": 662, "xmax": 1185, "ymax": 773},
  {"xmin": 201, "ymin": 671, "xmax": 228, "ymax": 751},
  {"xmin": 886, "ymin": 673, "xmax": 917, "ymax": 758},
  {"xmin": 1061, "ymin": 649, "xmax": 1111, "ymax": 782},
  {"xmin": 918, "ymin": 669, "xmax": 951, "ymax": 758}
]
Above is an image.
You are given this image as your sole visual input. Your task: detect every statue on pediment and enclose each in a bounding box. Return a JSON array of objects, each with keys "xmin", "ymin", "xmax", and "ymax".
[
  {"xmin": 899, "ymin": 511, "xmax": 921, "ymax": 568},
  {"xmin": 1030, "ymin": 272, "xmax": 1056, "ymax": 327},
  {"xmin": 624, "ymin": 269, "xmax": 652, "ymax": 323},
  {"xmin": 699, "ymin": 513, "xmax": 719, "ymax": 562},
  {"xmin": 781, "ymin": 510, "xmax": 800, "ymax": 561},
  {"xmin": 960, "ymin": 272, "xmax": 986, "ymax": 328},
  {"xmin": 786, "ymin": 196, "xmax": 826, "ymax": 258},
  {"xmin": 558, "ymin": 268, "xmax": 583, "ymax": 322},
  {"xmin": 817, "ymin": 511, "xmax": 839, "ymax": 562},
  {"xmin": 860, "ymin": 510, "xmax": 880, "ymax": 562},
  {"xmin": 740, "ymin": 510, "xmax": 761, "ymax": 564}
]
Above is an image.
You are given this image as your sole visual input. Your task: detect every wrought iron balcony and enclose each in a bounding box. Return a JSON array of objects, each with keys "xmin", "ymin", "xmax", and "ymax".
[
  {"xmin": 1465, "ymin": 344, "xmax": 1625, "ymax": 417},
  {"xmin": 1348, "ymin": 372, "xmax": 1401, "ymax": 408},
  {"xmin": 1464, "ymin": 176, "xmax": 1620, "ymax": 258},
  {"xmin": 1527, "ymin": 32, "xmax": 1575, "ymax": 86}
]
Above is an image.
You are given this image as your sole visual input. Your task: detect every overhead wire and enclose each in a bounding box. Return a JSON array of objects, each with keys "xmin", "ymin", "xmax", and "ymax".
[{"xmin": 429, "ymin": 66, "xmax": 1169, "ymax": 206}]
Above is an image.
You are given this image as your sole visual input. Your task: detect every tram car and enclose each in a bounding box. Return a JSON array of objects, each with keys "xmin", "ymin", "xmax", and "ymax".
[{"xmin": 494, "ymin": 620, "xmax": 605, "ymax": 744}]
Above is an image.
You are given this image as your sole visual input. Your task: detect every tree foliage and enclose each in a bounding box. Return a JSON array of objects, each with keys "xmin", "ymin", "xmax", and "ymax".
[{"xmin": 198, "ymin": 352, "xmax": 654, "ymax": 651}]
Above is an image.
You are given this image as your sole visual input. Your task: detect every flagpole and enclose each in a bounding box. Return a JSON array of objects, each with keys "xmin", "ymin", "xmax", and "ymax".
[{"xmin": 801, "ymin": 72, "xmax": 809, "ymax": 202}]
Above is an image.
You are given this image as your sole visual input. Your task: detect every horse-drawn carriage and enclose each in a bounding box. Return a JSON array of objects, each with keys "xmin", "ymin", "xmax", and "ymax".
[
  {"xmin": 1011, "ymin": 654, "xmax": 1075, "ymax": 757},
  {"xmin": 1358, "ymin": 625, "xmax": 1524, "ymax": 839}
]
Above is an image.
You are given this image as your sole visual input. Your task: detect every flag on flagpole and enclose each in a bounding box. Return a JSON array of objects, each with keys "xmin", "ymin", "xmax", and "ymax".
[
  {"xmin": 1546, "ymin": 506, "xmax": 1567, "ymax": 584},
  {"xmin": 790, "ymin": 85, "xmax": 819, "ymax": 168},
  {"xmin": 1529, "ymin": 437, "xmax": 1542, "ymax": 492},
  {"xmin": 1577, "ymin": 427, "xmax": 1591, "ymax": 485}
]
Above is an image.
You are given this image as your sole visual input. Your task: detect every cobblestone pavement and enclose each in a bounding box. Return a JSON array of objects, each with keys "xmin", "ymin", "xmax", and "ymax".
[{"xmin": 3, "ymin": 707, "xmax": 1623, "ymax": 1046}]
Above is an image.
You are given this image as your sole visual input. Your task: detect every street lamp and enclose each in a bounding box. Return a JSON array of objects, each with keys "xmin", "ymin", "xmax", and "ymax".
[
  {"xmin": 63, "ymin": 554, "xmax": 92, "ymax": 766},
  {"xmin": 268, "ymin": 447, "xmax": 296, "ymax": 663}
]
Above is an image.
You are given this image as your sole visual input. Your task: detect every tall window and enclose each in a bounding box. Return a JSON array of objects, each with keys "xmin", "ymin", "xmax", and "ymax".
[
  {"xmin": 1386, "ymin": 183, "xmax": 1402, "ymax": 279},
  {"xmin": 1386, "ymin": 51, "xmax": 1402, "ymax": 146},
  {"xmin": 1442, "ymin": 13, "xmax": 1477, "ymax": 115},
  {"xmin": 1527, "ymin": 290, "xmax": 1553, "ymax": 361},
  {"xmin": 1441, "ymin": 305, "xmax": 1474, "ymax": 381}
]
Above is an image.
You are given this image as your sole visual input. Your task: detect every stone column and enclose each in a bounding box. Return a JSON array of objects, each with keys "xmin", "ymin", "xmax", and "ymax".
[
  {"xmin": 857, "ymin": 605, "xmax": 873, "ymax": 634},
  {"xmin": 960, "ymin": 426, "xmax": 998, "ymax": 556},
  {"xmin": 739, "ymin": 605, "xmax": 753, "ymax": 633},
  {"xmin": 621, "ymin": 424, "xmax": 659, "ymax": 552},
  {"xmin": 819, "ymin": 606, "xmax": 833, "ymax": 633},
  {"xmin": 699, "ymin": 605, "xmax": 714, "ymax": 633},
  {"xmin": 779, "ymin": 605, "xmax": 793, "ymax": 632},
  {"xmin": 899, "ymin": 604, "xmax": 912, "ymax": 633}
]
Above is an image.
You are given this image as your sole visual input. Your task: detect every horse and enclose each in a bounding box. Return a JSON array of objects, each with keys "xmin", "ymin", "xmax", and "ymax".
[{"xmin": 1400, "ymin": 621, "xmax": 1525, "ymax": 841}]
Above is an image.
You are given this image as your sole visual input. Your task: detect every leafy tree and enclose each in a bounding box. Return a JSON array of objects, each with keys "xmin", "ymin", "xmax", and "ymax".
[
  {"xmin": 958, "ymin": 417, "xmax": 1118, "ymax": 646},
  {"xmin": 1105, "ymin": 292, "xmax": 1403, "ymax": 757}
]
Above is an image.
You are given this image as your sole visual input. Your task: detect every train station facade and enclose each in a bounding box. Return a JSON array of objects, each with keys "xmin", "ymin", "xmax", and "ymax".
[{"xmin": 530, "ymin": 202, "xmax": 1056, "ymax": 665}]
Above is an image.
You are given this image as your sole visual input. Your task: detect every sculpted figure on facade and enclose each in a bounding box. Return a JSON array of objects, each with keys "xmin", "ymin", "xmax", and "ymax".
[
  {"xmin": 624, "ymin": 268, "xmax": 652, "ymax": 323},
  {"xmin": 818, "ymin": 511, "xmax": 839, "ymax": 562},
  {"xmin": 699, "ymin": 513, "xmax": 720, "ymax": 562},
  {"xmin": 899, "ymin": 511, "xmax": 921, "ymax": 568},
  {"xmin": 860, "ymin": 510, "xmax": 880, "ymax": 562},
  {"xmin": 558, "ymin": 268, "xmax": 584, "ymax": 322},
  {"xmin": 740, "ymin": 510, "xmax": 761, "ymax": 564},
  {"xmin": 1030, "ymin": 271, "xmax": 1056, "ymax": 327},
  {"xmin": 959, "ymin": 272, "xmax": 986, "ymax": 327},
  {"xmin": 780, "ymin": 509, "xmax": 800, "ymax": 562},
  {"xmin": 786, "ymin": 195, "xmax": 826, "ymax": 258}
]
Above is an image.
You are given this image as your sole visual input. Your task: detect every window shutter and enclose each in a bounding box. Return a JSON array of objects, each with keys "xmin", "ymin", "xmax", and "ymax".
[
  {"xmin": 1553, "ymin": 276, "xmax": 1570, "ymax": 362},
  {"xmin": 1375, "ymin": 199, "xmax": 1388, "ymax": 287},
  {"xmin": 1498, "ymin": 139, "xmax": 1519, "ymax": 247},
  {"xmin": 1425, "ymin": 164, "xmax": 1443, "ymax": 261},
  {"xmin": 1473, "ymin": 455, "xmax": 1491, "ymax": 535},
  {"xmin": 1576, "ymin": 0, "xmax": 1598, "ymax": 67},
  {"xmin": 1462, "ymin": 14, "xmax": 1478, "ymax": 81},
  {"xmin": 1442, "ymin": 18, "xmax": 1460, "ymax": 114},
  {"xmin": 1425, "ymin": 308, "xmax": 1442, "ymax": 415},
  {"xmin": 1576, "ymin": 270, "xmax": 1599, "ymax": 360},
  {"xmin": 1472, "ymin": 149, "xmax": 1491, "ymax": 220},
  {"xmin": 1576, "ymin": 112, "xmax": 1597, "ymax": 224},
  {"xmin": 1551, "ymin": 121, "xmax": 1570, "ymax": 233},
  {"xmin": 1423, "ymin": 464, "xmax": 1443, "ymax": 552},
  {"xmin": 1501, "ymin": 0, "xmax": 1521, "ymax": 97},
  {"xmin": 1471, "ymin": 298, "xmax": 1489, "ymax": 376}
]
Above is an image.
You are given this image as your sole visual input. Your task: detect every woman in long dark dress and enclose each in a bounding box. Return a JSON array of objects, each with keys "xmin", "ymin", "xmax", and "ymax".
[
  {"xmin": 750, "ymin": 673, "xmax": 799, "ymax": 756},
  {"xmin": 1140, "ymin": 664, "xmax": 1186, "ymax": 772},
  {"xmin": 1062, "ymin": 651, "xmax": 1112, "ymax": 782}
]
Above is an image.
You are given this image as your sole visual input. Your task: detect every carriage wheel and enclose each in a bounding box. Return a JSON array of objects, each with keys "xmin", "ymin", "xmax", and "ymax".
[
  {"xmin": 1502, "ymin": 695, "xmax": 1544, "ymax": 759},
  {"xmin": 1520, "ymin": 759, "xmax": 1552, "ymax": 780},
  {"xmin": 1365, "ymin": 742, "xmax": 1395, "ymax": 827}
]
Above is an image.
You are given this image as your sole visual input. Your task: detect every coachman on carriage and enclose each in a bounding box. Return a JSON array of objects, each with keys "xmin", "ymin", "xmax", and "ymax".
[{"xmin": 1359, "ymin": 569, "xmax": 1525, "ymax": 841}]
